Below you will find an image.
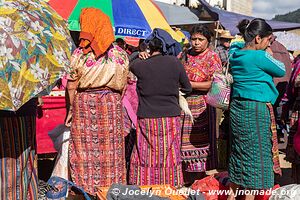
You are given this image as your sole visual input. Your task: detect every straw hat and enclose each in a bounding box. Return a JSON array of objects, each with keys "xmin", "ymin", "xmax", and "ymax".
[
  {"xmin": 215, "ymin": 29, "xmax": 235, "ymax": 39},
  {"xmin": 294, "ymin": 50, "xmax": 300, "ymax": 58}
]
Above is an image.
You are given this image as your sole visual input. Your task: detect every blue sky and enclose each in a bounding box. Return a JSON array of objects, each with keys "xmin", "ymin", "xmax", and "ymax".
[{"xmin": 252, "ymin": 0, "xmax": 299, "ymax": 19}]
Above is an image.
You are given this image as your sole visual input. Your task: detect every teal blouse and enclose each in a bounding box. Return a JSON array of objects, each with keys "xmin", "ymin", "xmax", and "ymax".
[{"xmin": 229, "ymin": 45, "xmax": 286, "ymax": 104}]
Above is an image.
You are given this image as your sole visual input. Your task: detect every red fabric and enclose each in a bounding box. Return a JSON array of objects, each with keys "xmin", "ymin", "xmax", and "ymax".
[
  {"xmin": 124, "ymin": 37, "xmax": 140, "ymax": 47},
  {"xmin": 48, "ymin": 0, "xmax": 78, "ymax": 20},
  {"xmin": 36, "ymin": 96, "xmax": 66, "ymax": 154},
  {"xmin": 192, "ymin": 175, "xmax": 279, "ymax": 200},
  {"xmin": 191, "ymin": 176, "xmax": 228, "ymax": 200},
  {"xmin": 271, "ymin": 41, "xmax": 292, "ymax": 84}
]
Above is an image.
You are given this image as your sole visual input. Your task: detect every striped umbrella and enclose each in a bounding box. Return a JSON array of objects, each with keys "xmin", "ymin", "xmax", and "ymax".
[{"xmin": 48, "ymin": 0, "xmax": 184, "ymax": 42}]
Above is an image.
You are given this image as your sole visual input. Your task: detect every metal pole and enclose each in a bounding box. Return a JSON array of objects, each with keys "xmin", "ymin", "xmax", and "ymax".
[
  {"xmin": 215, "ymin": 21, "xmax": 220, "ymax": 49},
  {"xmin": 185, "ymin": 0, "xmax": 190, "ymax": 7}
]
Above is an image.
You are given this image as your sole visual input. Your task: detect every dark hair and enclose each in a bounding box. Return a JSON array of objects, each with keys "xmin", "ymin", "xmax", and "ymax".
[
  {"xmin": 70, "ymin": 31, "xmax": 80, "ymax": 47},
  {"xmin": 139, "ymin": 39, "xmax": 145, "ymax": 45},
  {"xmin": 116, "ymin": 38, "xmax": 125, "ymax": 44},
  {"xmin": 237, "ymin": 18, "xmax": 272, "ymax": 43},
  {"xmin": 236, "ymin": 19, "xmax": 250, "ymax": 35},
  {"xmin": 190, "ymin": 24, "xmax": 213, "ymax": 43},
  {"xmin": 148, "ymin": 37, "xmax": 163, "ymax": 53},
  {"xmin": 138, "ymin": 39, "xmax": 147, "ymax": 52}
]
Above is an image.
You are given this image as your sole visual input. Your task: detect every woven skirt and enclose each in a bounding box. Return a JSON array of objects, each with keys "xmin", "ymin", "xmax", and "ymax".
[
  {"xmin": 181, "ymin": 94, "xmax": 217, "ymax": 172},
  {"xmin": 229, "ymin": 99, "xmax": 274, "ymax": 189},
  {"xmin": 69, "ymin": 91, "xmax": 126, "ymax": 195},
  {"xmin": 129, "ymin": 117, "xmax": 183, "ymax": 186},
  {"xmin": 0, "ymin": 115, "xmax": 38, "ymax": 200}
]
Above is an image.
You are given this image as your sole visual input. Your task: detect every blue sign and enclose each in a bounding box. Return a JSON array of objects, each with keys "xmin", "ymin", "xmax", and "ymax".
[{"xmin": 115, "ymin": 27, "xmax": 149, "ymax": 38}]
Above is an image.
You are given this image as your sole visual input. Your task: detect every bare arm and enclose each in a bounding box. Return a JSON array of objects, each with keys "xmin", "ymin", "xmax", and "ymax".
[
  {"xmin": 37, "ymin": 96, "xmax": 44, "ymax": 106},
  {"xmin": 65, "ymin": 79, "xmax": 78, "ymax": 127},
  {"xmin": 190, "ymin": 80, "xmax": 212, "ymax": 91}
]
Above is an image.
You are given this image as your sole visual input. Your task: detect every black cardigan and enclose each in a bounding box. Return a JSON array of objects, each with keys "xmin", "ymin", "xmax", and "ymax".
[{"xmin": 130, "ymin": 54, "xmax": 192, "ymax": 118}]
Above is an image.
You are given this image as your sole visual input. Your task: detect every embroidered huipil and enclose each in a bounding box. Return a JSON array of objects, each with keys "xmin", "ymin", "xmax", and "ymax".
[
  {"xmin": 184, "ymin": 49, "xmax": 222, "ymax": 83},
  {"xmin": 67, "ymin": 45, "xmax": 129, "ymax": 92}
]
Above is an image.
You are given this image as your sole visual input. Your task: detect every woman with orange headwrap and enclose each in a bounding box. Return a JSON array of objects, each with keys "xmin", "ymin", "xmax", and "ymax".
[{"xmin": 65, "ymin": 8, "xmax": 129, "ymax": 195}]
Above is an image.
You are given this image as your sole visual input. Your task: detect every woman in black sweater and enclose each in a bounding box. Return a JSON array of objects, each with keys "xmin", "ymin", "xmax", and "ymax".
[{"xmin": 129, "ymin": 38, "xmax": 192, "ymax": 187}]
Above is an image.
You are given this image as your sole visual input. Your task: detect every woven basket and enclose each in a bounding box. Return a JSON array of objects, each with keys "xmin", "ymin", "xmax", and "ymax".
[{"xmin": 206, "ymin": 62, "xmax": 232, "ymax": 110}]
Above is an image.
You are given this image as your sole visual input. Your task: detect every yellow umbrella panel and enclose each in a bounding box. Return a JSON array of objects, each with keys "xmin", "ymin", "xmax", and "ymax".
[{"xmin": 0, "ymin": 0, "xmax": 73, "ymax": 111}]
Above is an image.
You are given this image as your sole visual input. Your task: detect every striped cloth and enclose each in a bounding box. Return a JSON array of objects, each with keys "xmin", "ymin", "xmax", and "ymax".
[
  {"xmin": 267, "ymin": 103, "xmax": 282, "ymax": 176},
  {"xmin": 69, "ymin": 91, "xmax": 126, "ymax": 195},
  {"xmin": 129, "ymin": 117, "xmax": 183, "ymax": 187},
  {"xmin": 229, "ymin": 99, "xmax": 278, "ymax": 189},
  {"xmin": 0, "ymin": 115, "xmax": 38, "ymax": 200},
  {"xmin": 181, "ymin": 94, "xmax": 217, "ymax": 172}
]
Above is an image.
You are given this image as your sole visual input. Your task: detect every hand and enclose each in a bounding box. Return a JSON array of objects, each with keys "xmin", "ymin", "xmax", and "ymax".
[
  {"xmin": 290, "ymin": 118, "xmax": 295, "ymax": 127},
  {"xmin": 266, "ymin": 47, "xmax": 273, "ymax": 56},
  {"xmin": 127, "ymin": 76, "xmax": 135, "ymax": 84},
  {"xmin": 177, "ymin": 52, "xmax": 183, "ymax": 59},
  {"xmin": 208, "ymin": 80, "xmax": 213, "ymax": 88},
  {"xmin": 65, "ymin": 110, "xmax": 73, "ymax": 127},
  {"xmin": 139, "ymin": 51, "xmax": 150, "ymax": 60},
  {"xmin": 37, "ymin": 97, "xmax": 44, "ymax": 107}
]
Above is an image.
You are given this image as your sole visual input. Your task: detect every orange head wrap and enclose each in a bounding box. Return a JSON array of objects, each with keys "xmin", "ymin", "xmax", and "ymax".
[{"xmin": 79, "ymin": 8, "xmax": 115, "ymax": 58}]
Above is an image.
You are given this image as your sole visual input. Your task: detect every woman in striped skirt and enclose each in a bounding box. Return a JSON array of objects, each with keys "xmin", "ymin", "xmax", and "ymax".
[
  {"xmin": 179, "ymin": 25, "xmax": 222, "ymax": 183},
  {"xmin": 129, "ymin": 37, "xmax": 192, "ymax": 186},
  {"xmin": 0, "ymin": 99, "xmax": 38, "ymax": 200},
  {"xmin": 228, "ymin": 18, "xmax": 285, "ymax": 200},
  {"xmin": 65, "ymin": 8, "xmax": 129, "ymax": 196}
]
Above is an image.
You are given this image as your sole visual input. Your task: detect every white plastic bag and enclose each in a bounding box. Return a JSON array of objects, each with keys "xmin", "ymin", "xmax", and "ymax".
[
  {"xmin": 270, "ymin": 184, "xmax": 300, "ymax": 200},
  {"xmin": 48, "ymin": 124, "xmax": 70, "ymax": 180},
  {"xmin": 179, "ymin": 91, "xmax": 194, "ymax": 123}
]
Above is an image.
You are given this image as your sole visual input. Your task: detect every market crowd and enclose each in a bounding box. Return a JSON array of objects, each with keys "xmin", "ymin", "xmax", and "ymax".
[{"xmin": 1, "ymin": 6, "xmax": 300, "ymax": 200}]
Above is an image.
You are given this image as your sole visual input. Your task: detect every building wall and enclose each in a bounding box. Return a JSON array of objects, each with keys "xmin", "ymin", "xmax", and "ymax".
[
  {"xmin": 155, "ymin": 0, "xmax": 199, "ymax": 7},
  {"xmin": 206, "ymin": 0, "xmax": 225, "ymax": 9},
  {"xmin": 226, "ymin": 0, "xmax": 253, "ymax": 16},
  {"xmin": 155, "ymin": 0, "xmax": 253, "ymax": 15},
  {"xmin": 206, "ymin": 0, "xmax": 253, "ymax": 16}
]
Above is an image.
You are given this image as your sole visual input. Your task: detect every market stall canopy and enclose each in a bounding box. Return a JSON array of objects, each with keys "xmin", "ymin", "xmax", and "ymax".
[
  {"xmin": 155, "ymin": 1, "xmax": 213, "ymax": 25},
  {"xmin": 199, "ymin": 0, "xmax": 300, "ymax": 35}
]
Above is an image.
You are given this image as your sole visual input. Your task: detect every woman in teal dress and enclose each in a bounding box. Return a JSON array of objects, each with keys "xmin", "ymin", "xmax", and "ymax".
[{"xmin": 228, "ymin": 18, "xmax": 285, "ymax": 200}]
